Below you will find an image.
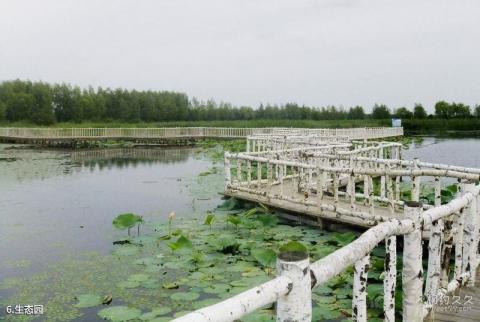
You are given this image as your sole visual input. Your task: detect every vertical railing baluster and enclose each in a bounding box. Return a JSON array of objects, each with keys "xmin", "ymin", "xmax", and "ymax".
[
  {"xmin": 402, "ymin": 202, "xmax": 423, "ymax": 322},
  {"xmin": 384, "ymin": 236, "xmax": 397, "ymax": 322},
  {"xmin": 267, "ymin": 162, "xmax": 273, "ymax": 195},
  {"xmin": 257, "ymin": 162, "xmax": 262, "ymax": 186},
  {"xmin": 224, "ymin": 153, "xmax": 231, "ymax": 190},
  {"xmin": 425, "ymin": 177, "xmax": 443, "ymax": 306},
  {"xmin": 352, "ymin": 255, "xmax": 369, "ymax": 322},
  {"xmin": 462, "ymin": 182, "xmax": 477, "ymax": 286},
  {"xmin": 276, "ymin": 248, "xmax": 311, "ymax": 322},
  {"xmin": 236, "ymin": 159, "xmax": 242, "ymax": 182}
]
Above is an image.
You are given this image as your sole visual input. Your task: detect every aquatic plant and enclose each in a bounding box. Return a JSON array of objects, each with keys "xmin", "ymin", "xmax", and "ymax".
[
  {"xmin": 251, "ymin": 248, "xmax": 277, "ymax": 269},
  {"xmin": 168, "ymin": 211, "xmax": 176, "ymax": 237},
  {"xmin": 4, "ymin": 204, "xmax": 410, "ymax": 321},
  {"xmin": 112, "ymin": 213, "xmax": 143, "ymax": 236},
  {"xmin": 97, "ymin": 306, "xmax": 142, "ymax": 321},
  {"xmin": 204, "ymin": 212, "xmax": 215, "ymax": 230},
  {"xmin": 167, "ymin": 235, "xmax": 193, "ymax": 252},
  {"xmin": 227, "ymin": 214, "xmax": 241, "ymax": 230}
]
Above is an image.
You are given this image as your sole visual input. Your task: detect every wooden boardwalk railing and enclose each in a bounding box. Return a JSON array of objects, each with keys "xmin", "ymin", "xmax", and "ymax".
[
  {"xmin": 0, "ymin": 127, "xmax": 403, "ymax": 141},
  {"xmin": 172, "ymin": 133, "xmax": 480, "ymax": 322},
  {"xmin": 173, "ymin": 190, "xmax": 480, "ymax": 321}
]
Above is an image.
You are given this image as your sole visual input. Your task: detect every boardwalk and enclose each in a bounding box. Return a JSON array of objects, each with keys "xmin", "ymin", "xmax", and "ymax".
[
  {"xmin": 224, "ymin": 177, "xmax": 404, "ymax": 229},
  {"xmin": 0, "ymin": 127, "xmax": 403, "ymax": 145},
  {"xmin": 174, "ymin": 130, "xmax": 480, "ymax": 322}
]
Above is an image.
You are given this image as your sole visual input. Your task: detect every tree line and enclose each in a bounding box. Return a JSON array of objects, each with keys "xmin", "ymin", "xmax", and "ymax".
[{"xmin": 0, "ymin": 80, "xmax": 479, "ymax": 125}]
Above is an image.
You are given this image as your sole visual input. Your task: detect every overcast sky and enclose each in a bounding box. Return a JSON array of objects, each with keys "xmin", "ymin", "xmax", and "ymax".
[{"xmin": 1, "ymin": 0, "xmax": 479, "ymax": 112}]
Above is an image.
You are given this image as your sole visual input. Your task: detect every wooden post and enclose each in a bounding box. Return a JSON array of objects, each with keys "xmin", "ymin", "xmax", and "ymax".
[
  {"xmin": 333, "ymin": 173, "xmax": 339, "ymax": 206},
  {"xmin": 384, "ymin": 236, "xmax": 397, "ymax": 322},
  {"xmin": 411, "ymin": 158, "xmax": 420, "ymax": 202},
  {"xmin": 224, "ymin": 153, "xmax": 231, "ymax": 190},
  {"xmin": 317, "ymin": 168, "xmax": 324, "ymax": 204},
  {"xmin": 395, "ymin": 176, "xmax": 400, "ymax": 203},
  {"xmin": 247, "ymin": 161, "xmax": 252, "ymax": 188},
  {"xmin": 349, "ymin": 172, "xmax": 356, "ymax": 210},
  {"xmin": 267, "ymin": 162, "xmax": 273, "ymax": 195},
  {"xmin": 369, "ymin": 176, "xmax": 374, "ymax": 215},
  {"xmin": 363, "ymin": 174, "xmax": 370, "ymax": 206},
  {"xmin": 462, "ymin": 182, "xmax": 478, "ymax": 286},
  {"xmin": 352, "ymin": 255, "xmax": 369, "ymax": 322},
  {"xmin": 236, "ymin": 159, "xmax": 242, "ymax": 182},
  {"xmin": 453, "ymin": 210, "xmax": 464, "ymax": 279},
  {"xmin": 279, "ymin": 162, "xmax": 284, "ymax": 196},
  {"xmin": 257, "ymin": 162, "xmax": 262, "ymax": 186},
  {"xmin": 402, "ymin": 201, "xmax": 423, "ymax": 322},
  {"xmin": 276, "ymin": 250, "xmax": 311, "ymax": 322},
  {"xmin": 425, "ymin": 177, "xmax": 444, "ymax": 306},
  {"xmin": 386, "ymin": 172, "xmax": 394, "ymax": 214}
]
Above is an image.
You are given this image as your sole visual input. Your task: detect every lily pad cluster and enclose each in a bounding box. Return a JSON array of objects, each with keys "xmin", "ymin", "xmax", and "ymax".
[{"xmin": 2, "ymin": 199, "xmax": 405, "ymax": 321}]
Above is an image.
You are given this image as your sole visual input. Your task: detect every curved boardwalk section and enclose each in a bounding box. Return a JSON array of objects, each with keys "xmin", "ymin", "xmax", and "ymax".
[{"xmin": 174, "ymin": 130, "xmax": 480, "ymax": 322}]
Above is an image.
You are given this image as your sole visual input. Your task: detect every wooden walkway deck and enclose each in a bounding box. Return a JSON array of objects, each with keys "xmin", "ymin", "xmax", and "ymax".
[
  {"xmin": 0, "ymin": 127, "xmax": 404, "ymax": 145},
  {"xmin": 433, "ymin": 270, "xmax": 480, "ymax": 321},
  {"xmin": 225, "ymin": 177, "xmax": 402, "ymax": 228}
]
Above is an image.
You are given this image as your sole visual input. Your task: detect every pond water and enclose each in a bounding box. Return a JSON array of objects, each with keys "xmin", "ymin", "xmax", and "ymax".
[{"xmin": 0, "ymin": 136, "xmax": 479, "ymax": 321}]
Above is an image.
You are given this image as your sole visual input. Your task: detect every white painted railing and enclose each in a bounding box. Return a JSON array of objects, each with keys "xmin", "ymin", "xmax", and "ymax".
[
  {"xmin": 0, "ymin": 127, "xmax": 403, "ymax": 140},
  {"xmin": 173, "ymin": 132, "xmax": 480, "ymax": 322},
  {"xmin": 174, "ymin": 183, "xmax": 480, "ymax": 322}
]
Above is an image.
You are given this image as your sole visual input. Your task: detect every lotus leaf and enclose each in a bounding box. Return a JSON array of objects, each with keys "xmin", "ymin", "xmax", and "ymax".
[
  {"xmin": 168, "ymin": 235, "xmax": 193, "ymax": 251},
  {"xmin": 279, "ymin": 241, "xmax": 307, "ymax": 254},
  {"xmin": 112, "ymin": 213, "xmax": 143, "ymax": 230},
  {"xmin": 251, "ymin": 249, "xmax": 276, "ymax": 268},
  {"xmin": 139, "ymin": 307, "xmax": 172, "ymax": 320},
  {"xmin": 170, "ymin": 291, "xmax": 200, "ymax": 302},
  {"xmin": 193, "ymin": 298, "xmax": 220, "ymax": 310},
  {"xmin": 74, "ymin": 294, "xmax": 103, "ymax": 308},
  {"xmin": 128, "ymin": 273, "xmax": 150, "ymax": 282},
  {"xmin": 256, "ymin": 214, "xmax": 279, "ymax": 227},
  {"xmin": 97, "ymin": 306, "xmax": 141, "ymax": 321}
]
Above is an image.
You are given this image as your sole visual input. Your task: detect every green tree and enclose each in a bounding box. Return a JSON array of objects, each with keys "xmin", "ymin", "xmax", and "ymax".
[
  {"xmin": 435, "ymin": 101, "xmax": 451, "ymax": 118},
  {"xmin": 451, "ymin": 102, "xmax": 470, "ymax": 118},
  {"xmin": 394, "ymin": 107, "xmax": 413, "ymax": 119},
  {"xmin": 5, "ymin": 92, "xmax": 34, "ymax": 121},
  {"xmin": 52, "ymin": 84, "xmax": 75, "ymax": 122},
  {"xmin": 0, "ymin": 101, "xmax": 6, "ymax": 121},
  {"xmin": 371, "ymin": 104, "xmax": 391, "ymax": 119},
  {"xmin": 475, "ymin": 105, "xmax": 480, "ymax": 118},
  {"xmin": 347, "ymin": 106, "xmax": 365, "ymax": 119},
  {"xmin": 30, "ymin": 83, "xmax": 55, "ymax": 125},
  {"xmin": 413, "ymin": 103, "xmax": 427, "ymax": 119}
]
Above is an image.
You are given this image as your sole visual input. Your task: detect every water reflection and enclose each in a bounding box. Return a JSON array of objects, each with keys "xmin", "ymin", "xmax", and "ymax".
[
  {"xmin": 0, "ymin": 145, "xmax": 199, "ymax": 183},
  {"xmin": 404, "ymin": 137, "xmax": 480, "ymax": 168},
  {"xmin": 0, "ymin": 144, "xmax": 221, "ymax": 284},
  {"xmin": 70, "ymin": 147, "xmax": 193, "ymax": 167}
]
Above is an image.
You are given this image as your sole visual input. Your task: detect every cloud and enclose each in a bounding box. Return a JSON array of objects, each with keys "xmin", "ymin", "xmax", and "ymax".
[{"xmin": 1, "ymin": 0, "xmax": 479, "ymax": 111}]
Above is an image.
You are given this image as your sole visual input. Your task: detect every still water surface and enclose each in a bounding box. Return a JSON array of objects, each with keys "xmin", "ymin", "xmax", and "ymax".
[
  {"xmin": 0, "ymin": 146, "xmax": 223, "ymax": 282},
  {"xmin": 0, "ymin": 136, "xmax": 479, "ymax": 319}
]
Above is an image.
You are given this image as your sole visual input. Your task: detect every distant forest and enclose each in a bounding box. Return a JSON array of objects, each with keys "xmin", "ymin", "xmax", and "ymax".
[{"xmin": 0, "ymin": 80, "xmax": 479, "ymax": 125}]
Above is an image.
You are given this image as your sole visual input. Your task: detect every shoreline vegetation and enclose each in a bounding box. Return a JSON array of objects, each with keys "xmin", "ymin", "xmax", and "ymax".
[{"xmin": 0, "ymin": 80, "xmax": 479, "ymax": 135}]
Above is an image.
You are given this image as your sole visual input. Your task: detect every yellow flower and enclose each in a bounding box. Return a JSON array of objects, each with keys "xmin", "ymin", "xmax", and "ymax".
[{"xmin": 168, "ymin": 212, "xmax": 176, "ymax": 220}]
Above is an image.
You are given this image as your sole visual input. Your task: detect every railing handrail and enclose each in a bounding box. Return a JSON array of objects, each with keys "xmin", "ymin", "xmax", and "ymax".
[
  {"xmin": 0, "ymin": 127, "xmax": 403, "ymax": 140},
  {"xmin": 174, "ymin": 185, "xmax": 480, "ymax": 322}
]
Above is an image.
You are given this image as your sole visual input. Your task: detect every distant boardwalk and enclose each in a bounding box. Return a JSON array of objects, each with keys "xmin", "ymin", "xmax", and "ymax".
[{"xmin": 0, "ymin": 127, "xmax": 403, "ymax": 146}]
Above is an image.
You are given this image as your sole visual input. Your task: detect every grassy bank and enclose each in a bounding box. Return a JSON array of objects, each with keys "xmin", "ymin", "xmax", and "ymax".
[
  {"xmin": 2, "ymin": 119, "xmax": 480, "ymax": 135},
  {"xmin": 0, "ymin": 119, "xmax": 390, "ymax": 129}
]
